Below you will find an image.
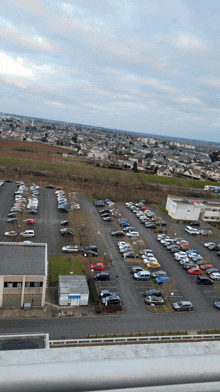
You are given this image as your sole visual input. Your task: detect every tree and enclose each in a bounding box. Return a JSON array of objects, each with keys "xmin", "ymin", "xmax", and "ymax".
[{"xmin": 133, "ymin": 161, "xmax": 138, "ymax": 172}]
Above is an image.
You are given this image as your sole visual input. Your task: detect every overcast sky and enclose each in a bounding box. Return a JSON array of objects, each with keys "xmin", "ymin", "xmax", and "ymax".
[{"xmin": 1, "ymin": 0, "xmax": 220, "ymax": 142}]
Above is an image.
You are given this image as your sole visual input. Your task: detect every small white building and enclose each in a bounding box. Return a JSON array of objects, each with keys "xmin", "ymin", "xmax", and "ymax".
[
  {"xmin": 166, "ymin": 195, "xmax": 220, "ymax": 222},
  {"xmin": 58, "ymin": 275, "xmax": 89, "ymax": 306}
]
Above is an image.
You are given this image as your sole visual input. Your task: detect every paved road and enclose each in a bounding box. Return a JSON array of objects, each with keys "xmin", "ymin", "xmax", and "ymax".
[{"xmin": 1, "ymin": 186, "xmax": 220, "ymax": 339}]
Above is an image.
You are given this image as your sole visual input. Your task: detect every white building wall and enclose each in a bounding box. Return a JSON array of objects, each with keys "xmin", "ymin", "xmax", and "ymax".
[{"xmin": 79, "ymin": 294, "xmax": 89, "ymax": 306}]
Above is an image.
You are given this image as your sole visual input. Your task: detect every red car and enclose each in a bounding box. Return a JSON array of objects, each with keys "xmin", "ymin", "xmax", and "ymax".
[
  {"xmin": 90, "ymin": 263, "xmax": 105, "ymax": 271},
  {"xmin": 56, "ymin": 187, "xmax": 63, "ymax": 190},
  {"xmin": 200, "ymin": 264, "xmax": 213, "ymax": 271},
  {"xmin": 23, "ymin": 219, "xmax": 35, "ymax": 225},
  {"xmin": 188, "ymin": 267, "xmax": 201, "ymax": 275}
]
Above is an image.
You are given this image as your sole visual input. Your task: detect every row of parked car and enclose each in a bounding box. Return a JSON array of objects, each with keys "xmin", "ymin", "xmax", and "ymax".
[
  {"xmin": 185, "ymin": 225, "xmax": 212, "ymax": 236},
  {"xmin": 4, "ymin": 182, "xmax": 38, "ymax": 238},
  {"xmin": 125, "ymin": 202, "xmax": 166, "ymax": 228},
  {"xmin": 158, "ymin": 233, "xmax": 220, "ymax": 283}
]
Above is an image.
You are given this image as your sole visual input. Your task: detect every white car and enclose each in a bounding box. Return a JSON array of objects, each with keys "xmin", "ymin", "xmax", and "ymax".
[
  {"xmin": 4, "ymin": 231, "xmax": 18, "ymax": 237},
  {"xmin": 62, "ymin": 245, "xmax": 78, "ymax": 253},
  {"xmin": 19, "ymin": 230, "xmax": 35, "ymax": 238},
  {"xmin": 204, "ymin": 242, "xmax": 216, "ymax": 248},
  {"xmin": 210, "ymin": 272, "xmax": 220, "ymax": 280},
  {"xmin": 126, "ymin": 231, "xmax": 139, "ymax": 238}
]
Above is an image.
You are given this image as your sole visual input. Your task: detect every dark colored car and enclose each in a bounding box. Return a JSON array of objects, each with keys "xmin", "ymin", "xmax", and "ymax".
[
  {"xmin": 84, "ymin": 250, "xmax": 98, "ymax": 257},
  {"xmin": 100, "ymin": 290, "xmax": 114, "ymax": 298},
  {"xmin": 172, "ymin": 301, "xmax": 193, "ymax": 311},
  {"xmin": 94, "ymin": 200, "xmax": 105, "ymax": 207},
  {"xmin": 206, "ymin": 268, "xmax": 219, "ymax": 275},
  {"xmin": 111, "ymin": 231, "xmax": 125, "ymax": 237},
  {"xmin": 189, "ymin": 221, "xmax": 200, "ymax": 226},
  {"xmin": 101, "ymin": 294, "xmax": 121, "ymax": 306},
  {"xmin": 196, "ymin": 276, "xmax": 213, "ymax": 285},
  {"xmin": 99, "ymin": 209, "xmax": 110, "ymax": 214},
  {"xmin": 214, "ymin": 302, "xmax": 220, "ymax": 309},
  {"xmin": 29, "ymin": 209, "xmax": 38, "ymax": 214},
  {"xmin": 83, "ymin": 245, "xmax": 98, "ymax": 253},
  {"xmin": 45, "ymin": 185, "xmax": 54, "ymax": 189},
  {"xmin": 8, "ymin": 212, "xmax": 18, "ymax": 218},
  {"xmin": 145, "ymin": 223, "xmax": 156, "ymax": 229},
  {"xmin": 7, "ymin": 218, "xmax": 18, "ymax": 223},
  {"xmin": 151, "ymin": 270, "xmax": 167, "ymax": 278},
  {"xmin": 144, "ymin": 289, "xmax": 162, "ymax": 297},
  {"xmin": 208, "ymin": 245, "xmax": 220, "ymax": 251},
  {"xmin": 93, "ymin": 272, "xmax": 110, "ymax": 281},
  {"xmin": 102, "ymin": 216, "xmax": 113, "ymax": 222},
  {"xmin": 5, "ymin": 179, "xmax": 13, "ymax": 183},
  {"xmin": 60, "ymin": 228, "xmax": 74, "ymax": 236}
]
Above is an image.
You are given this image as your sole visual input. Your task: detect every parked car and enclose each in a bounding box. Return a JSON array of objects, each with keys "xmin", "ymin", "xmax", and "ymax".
[
  {"xmin": 123, "ymin": 252, "xmax": 136, "ymax": 258},
  {"xmin": 19, "ymin": 230, "xmax": 34, "ymax": 238},
  {"xmin": 90, "ymin": 263, "xmax": 105, "ymax": 271},
  {"xmin": 45, "ymin": 185, "xmax": 54, "ymax": 189},
  {"xmin": 145, "ymin": 296, "xmax": 164, "ymax": 305},
  {"xmin": 62, "ymin": 245, "xmax": 78, "ymax": 253},
  {"xmin": 111, "ymin": 231, "xmax": 125, "ymax": 237},
  {"xmin": 206, "ymin": 268, "xmax": 219, "ymax": 275},
  {"xmin": 155, "ymin": 276, "xmax": 170, "ymax": 284},
  {"xmin": 7, "ymin": 218, "xmax": 18, "ymax": 223},
  {"xmin": 131, "ymin": 266, "xmax": 145, "ymax": 274},
  {"xmin": 200, "ymin": 264, "xmax": 213, "ymax": 271},
  {"xmin": 102, "ymin": 216, "xmax": 113, "ymax": 222},
  {"xmin": 133, "ymin": 271, "xmax": 151, "ymax": 280},
  {"xmin": 93, "ymin": 272, "xmax": 110, "ymax": 281},
  {"xmin": 23, "ymin": 219, "xmax": 35, "ymax": 225},
  {"xmin": 83, "ymin": 245, "xmax": 98, "ymax": 253},
  {"xmin": 29, "ymin": 209, "xmax": 38, "ymax": 214},
  {"xmin": 214, "ymin": 302, "xmax": 220, "ymax": 309},
  {"xmin": 101, "ymin": 294, "xmax": 121, "ymax": 306},
  {"xmin": 188, "ymin": 267, "xmax": 201, "ymax": 275},
  {"xmin": 151, "ymin": 270, "xmax": 167, "ymax": 278},
  {"xmin": 60, "ymin": 228, "xmax": 74, "ymax": 236},
  {"xmin": 84, "ymin": 250, "xmax": 98, "ymax": 257},
  {"xmin": 100, "ymin": 290, "xmax": 114, "ymax": 298},
  {"xmin": 60, "ymin": 220, "xmax": 69, "ymax": 226},
  {"xmin": 209, "ymin": 272, "xmax": 220, "ymax": 280},
  {"xmin": 4, "ymin": 231, "xmax": 18, "ymax": 237},
  {"xmin": 145, "ymin": 261, "xmax": 161, "ymax": 269},
  {"xmin": 196, "ymin": 276, "xmax": 213, "ymax": 285},
  {"xmin": 189, "ymin": 221, "xmax": 200, "ymax": 226},
  {"xmin": 144, "ymin": 289, "xmax": 162, "ymax": 297},
  {"xmin": 172, "ymin": 301, "xmax": 193, "ymax": 311},
  {"xmin": 204, "ymin": 242, "xmax": 216, "ymax": 248},
  {"xmin": 126, "ymin": 231, "xmax": 139, "ymax": 238}
]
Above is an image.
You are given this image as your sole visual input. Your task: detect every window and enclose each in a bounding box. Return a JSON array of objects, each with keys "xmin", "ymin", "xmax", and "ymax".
[
  {"xmin": 4, "ymin": 282, "xmax": 22, "ymax": 288},
  {"xmin": 25, "ymin": 282, "xmax": 43, "ymax": 288}
]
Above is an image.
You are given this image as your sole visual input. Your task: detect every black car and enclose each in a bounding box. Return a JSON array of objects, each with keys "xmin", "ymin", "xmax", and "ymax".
[
  {"xmin": 45, "ymin": 185, "xmax": 54, "ymax": 189},
  {"xmin": 58, "ymin": 207, "xmax": 69, "ymax": 213},
  {"xmin": 60, "ymin": 228, "xmax": 74, "ymax": 236},
  {"xmin": 196, "ymin": 276, "xmax": 213, "ymax": 285},
  {"xmin": 190, "ymin": 221, "xmax": 200, "ymax": 226},
  {"xmin": 111, "ymin": 231, "xmax": 125, "ymax": 237},
  {"xmin": 206, "ymin": 268, "xmax": 219, "ymax": 275},
  {"xmin": 83, "ymin": 245, "xmax": 98, "ymax": 253},
  {"xmin": 99, "ymin": 209, "xmax": 110, "ymax": 214},
  {"xmin": 29, "ymin": 209, "xmax": 38, "ymax": 215},
  {"xmin": 145, "ymin": 223, "xmax": 156, "ymax": 229},
  {"xmin": 8, "ymin": 212, "xmax": 18, "ymax": 218},
  {"xmin": 84, "ymin": 250, "xmax": 98, "ymax": 257},
  {"xmin": 5, "ymin": 179, "xmax": 13, "ymax": 183},
  {"xmin": 144, "ymin": 289, "xmax": 162, "ymax": 297},
  {"xmin": 93, "ymin": 272, "xmax": 110, "ymax": 281},
  {"xmin": 151, "ymin": 270, "xmax": 167, "ymax": 278}
]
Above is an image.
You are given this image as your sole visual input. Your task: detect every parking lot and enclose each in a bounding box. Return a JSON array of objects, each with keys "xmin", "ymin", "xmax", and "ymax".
[{"xmin": 1, "ymin": 182, "xmax": 220, "ymax": 337}]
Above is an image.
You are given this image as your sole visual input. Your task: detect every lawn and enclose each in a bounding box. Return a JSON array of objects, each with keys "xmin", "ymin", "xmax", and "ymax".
[{"xmin": 49, "ymin": 255, "xmax": 83, "ymax": 286}]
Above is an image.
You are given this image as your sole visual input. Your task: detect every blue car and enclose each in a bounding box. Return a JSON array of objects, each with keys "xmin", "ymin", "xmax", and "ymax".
[
  {"xmin": 155, "ymin": 276, "xmax": 170, "ymax": 284},
  {"xmin": 119, "ymin": 221, "xmax": 130, "ymax": 227},
  {"xmin": 186, "ymin": 249, "xmax": 198, "ymax": 254}
]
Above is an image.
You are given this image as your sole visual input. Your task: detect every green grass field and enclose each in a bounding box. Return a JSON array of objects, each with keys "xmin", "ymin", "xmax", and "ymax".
[{"xmin": 49, "ymin": 256, "xmax": 83, "ymax": 286}]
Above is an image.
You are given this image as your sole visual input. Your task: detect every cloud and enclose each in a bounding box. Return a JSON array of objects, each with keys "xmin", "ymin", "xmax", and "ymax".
[
  {"xmin": 172, "ymin": 97, "xmax": 202, "ymax": 105},
  {"xmin": 199, "ymin": 77, "xmax": 220, "ymax": 87},
  {"xmin": 119, "ymin": 74, "xmax": 176, "ymax": 93},
  {"xmin": 0, "ymin": 21, "xmax": 52, "ymax": 51},
  {"xmin": 0, "ymin": 52, "xmax": 56, "ymax": 83},
  {"xmin": 170, "ymin": 33, "xmax": 207, "ymax": 53}
]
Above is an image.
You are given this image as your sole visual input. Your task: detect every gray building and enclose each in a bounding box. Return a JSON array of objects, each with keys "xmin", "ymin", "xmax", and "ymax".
[
  {"xmin": 0, "ymin": 242, "xmax": 47, "ymax": 307},
  {"xmin": 58, "ymin": 275, "xmax": 89, "ymax": 306}
]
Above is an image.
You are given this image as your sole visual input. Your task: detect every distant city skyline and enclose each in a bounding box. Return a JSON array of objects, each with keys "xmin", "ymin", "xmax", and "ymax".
[{"xmin": 1, "ymin": 0, "xmax": 220, "ymax": 142}]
